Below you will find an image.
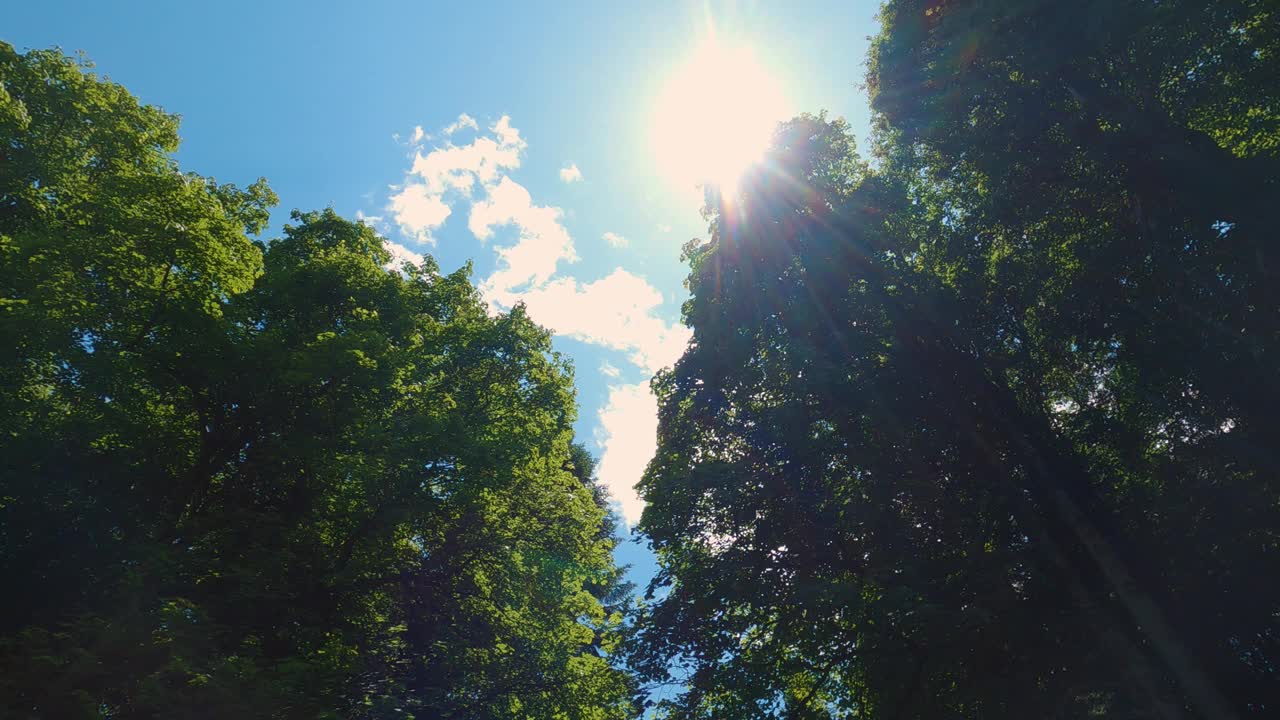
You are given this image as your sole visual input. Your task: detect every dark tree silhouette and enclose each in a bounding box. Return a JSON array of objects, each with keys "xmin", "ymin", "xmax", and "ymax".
[{"xmin": 630, "ymin": 2, "xmax": 1280, "ymax": 717}]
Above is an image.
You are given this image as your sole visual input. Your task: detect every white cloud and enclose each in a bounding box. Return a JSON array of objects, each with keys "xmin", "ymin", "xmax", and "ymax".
[
  {"xmin": 410, "ymin": 136, "xmax": 522, "ymax": 195},
  {"xmin": 596, "ymin": 381, "xmax": 658, "ymax": 525},
  {"xmin": 389, "ymin": 113, "xmax": 688, "ymax": 373},
  {"xmin": 388, "ymin": 183, "xmax": 452, "ymax": 243},
  {"xmin": 501, "ymin": 268, "xmax": 690, "ymax": 374},
  {"xmin": 388, "ymin": 115, "xmax": 527, "ymax": 244},
  {"xmin": 442, "ymin": 113, "xmax": 479, "ymax": 136},
  {"xmin": 560, "ymin": 163, "xmax": 583, "ymax": 183},
  {"xmin": 358, "ymin": 211, "xmax": 420, "ymax": 270},
  {"xmin": 600, "ymin": 361, "xmax": 621, "ymax": 379},
  {"xmin": 411, "ymin": 125, "xmax": 426, "ymax": 144},
  {"xmin": 383, "ymin": 239, "xmax": 425, "ymax": 270},
  {"xmin": 470, "ymin": 176, "xmax": 578, "ymax": 297},
  {"xmin": 462, "ymin": 176, "xmax": 686, "ymax": 374},
  {"xmin": 657, "ymin": 223, "xmax": 672, "ymax": 233},
  {"xmin": 491, "ymin": 115, "xmax": 523, "ymax": 149}
]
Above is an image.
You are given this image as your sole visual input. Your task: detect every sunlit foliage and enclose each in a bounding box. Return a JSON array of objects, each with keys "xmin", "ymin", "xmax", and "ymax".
[{"xmin": 0, "ymin": 43, "xmax": 635, "ymax": 719}]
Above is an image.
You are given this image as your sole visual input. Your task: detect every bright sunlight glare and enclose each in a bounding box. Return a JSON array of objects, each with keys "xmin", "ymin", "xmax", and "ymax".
[{"xmin": 651, "ymin": 38, "xmax": 789, "ymax": 198}]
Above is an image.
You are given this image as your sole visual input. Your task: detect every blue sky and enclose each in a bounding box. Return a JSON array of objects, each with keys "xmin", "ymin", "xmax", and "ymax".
[{"xmin": 6, "ymin": 0, "xmax": 878, "ymax": 584}]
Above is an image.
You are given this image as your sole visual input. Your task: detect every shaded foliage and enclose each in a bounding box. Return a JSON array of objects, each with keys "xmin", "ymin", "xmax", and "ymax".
[{"xmin": 630, "ymin": 1, "xmax": 1280, "ymax": 718}]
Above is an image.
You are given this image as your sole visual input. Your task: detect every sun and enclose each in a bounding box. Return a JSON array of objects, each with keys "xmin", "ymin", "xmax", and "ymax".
[{"xmin": 651, "ymin": 38, "xmax": 789, "ymax": 199}]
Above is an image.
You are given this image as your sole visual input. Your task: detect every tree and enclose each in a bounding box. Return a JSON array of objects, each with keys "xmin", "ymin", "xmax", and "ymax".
[
  {"xmin": 567, "ymin": 442, "xmax": 639, "ymax": 667},
  {"xmin": 567, "ymin": 443, "xmax": 637, "ymax": 614},
  {"xmin": 632, "ymin": 115, "xmax": 1122, "ymax": 719},
  {"xmin": 630, "ymin": 0, "xmax": 1280, "ymax": 715},
  {"xmin": 0, "ymin": 43, "xmax": 635, "ymax": 719},
  {"xmin": 868, "ymin": 2, "xmax": 1280, "ymax": 715}
]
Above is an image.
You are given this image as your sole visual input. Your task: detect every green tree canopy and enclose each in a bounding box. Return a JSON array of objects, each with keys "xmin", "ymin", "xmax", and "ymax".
[{"xmin": 0, "ymin": 43, "xmax": 635, "ymax": 719}]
